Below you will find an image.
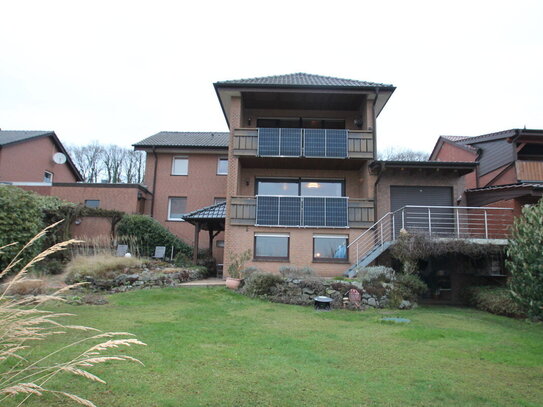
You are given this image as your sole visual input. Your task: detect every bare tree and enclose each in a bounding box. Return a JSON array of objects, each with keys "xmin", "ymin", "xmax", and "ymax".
[
  {"xmin": 378, "ymin": 147, "xmax": 428, "ymax": 161},
  {"xmin": 68, "ymin": 143, "xmax": 145, "ymax": 184},
  {"xmin": 123, "ymin": 150, "xmax": 145, "ymax": 183},
  {"xmin": 68, "ymin": 142, "xmax": 105, "ymax": 182},
  {"xmin": 102, "ymin": 145, "xmax": 125, "ymax": 183}
]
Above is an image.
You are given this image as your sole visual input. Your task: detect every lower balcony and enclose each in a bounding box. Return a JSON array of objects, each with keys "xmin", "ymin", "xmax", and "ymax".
[{"xmin": 230, "ymin": 196, "xmax": 374, "ymax": 228}]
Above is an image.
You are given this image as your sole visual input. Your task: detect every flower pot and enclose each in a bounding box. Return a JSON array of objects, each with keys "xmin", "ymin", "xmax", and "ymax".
[{"xmin": 225, "ymin": 277, "xmax": 242, "ymax": 290}]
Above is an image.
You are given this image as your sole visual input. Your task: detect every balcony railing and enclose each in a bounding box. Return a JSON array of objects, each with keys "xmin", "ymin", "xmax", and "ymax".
[
  {"xmin": 230, "ymin": 196, "xmax": 374, "ymax": 228},
  {"xmin": 233, "ymin": 128, "xmax": 373, "ymax": 159},
  {"xmin": 256, "ymin": 196, "xmax": 348, "ymax": 227},
  {"xmin": 348, "ymin": 205, "xmax": 514, "ymax": 269}
]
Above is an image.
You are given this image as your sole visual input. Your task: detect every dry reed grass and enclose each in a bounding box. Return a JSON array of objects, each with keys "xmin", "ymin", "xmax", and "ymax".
[
  {"xmin": 65, "ymin": 254, "xmax": 144, "ymax": 283},
  {"xmin": 70, "ymin": 235, "xmax": 142, "ymax": 258},
  {"xmin": 0, "ymin": 221, "xmax": 146, "ymax": 406}
]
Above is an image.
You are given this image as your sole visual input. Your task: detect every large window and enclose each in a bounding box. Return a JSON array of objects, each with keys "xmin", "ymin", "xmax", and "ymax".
[
  {"xmin": 168, "ymin": 197, "xmax": 187, "ymax": 221},
  {"xmin": 313, "ymin": 235, "xmax": 348, "ymax": 261},
  {"xmin": 217, "ymin": 158, "xmax": 228, "ymax": 175},
  {"xmin": 254, "ymin": 234, "xmax": 289, "ymax": 260},
  {"xmin": 256, "ymin": 179, "xmax": 344, "ymax": 197},
  {"xmin": 172, "ymin": 157, "xmax": 188, "ymax": 175}
]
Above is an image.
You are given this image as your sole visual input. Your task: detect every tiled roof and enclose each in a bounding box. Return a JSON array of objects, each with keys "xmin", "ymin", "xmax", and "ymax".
[
  {"xmin": 453, "ymin": 129, "xmax": 518, "ymax": 145},
  {"xmin": 467, "ymin": 183, "xmax": 543, "ymax": 193},
  {"xmin": 182, "ymin": 201, "xmax": 226, "ymax": 220},
  {"xmin": 215, "ymin": 72, "xmax": 394, "ymax": 89},
  {"xmin": 0, "ymin": 130, "xmax": 54, "ymax": 146},
  {"xmin": 133, "ymin": 132, "xmax": 229, "ymax": 148},
  {"xmin": 442, "ymin": 135, "xmax": 471, "ymax": 142}
]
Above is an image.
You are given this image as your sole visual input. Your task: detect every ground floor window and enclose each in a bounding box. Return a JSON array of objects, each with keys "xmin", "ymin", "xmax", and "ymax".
[
  {"xmin": 254, "ymin": 233, "xmax": 289, "ymax": 261},
  {"xmin": 168, "ymin": 197, "xmax": 187, "ymax": 221},
  {"xmin": 84, "ymin": 199, "xmax": 100, "ymax": 208},
  {"xmin": 313, "ymin": 234, "xmax": 348, "ymax": 261}
]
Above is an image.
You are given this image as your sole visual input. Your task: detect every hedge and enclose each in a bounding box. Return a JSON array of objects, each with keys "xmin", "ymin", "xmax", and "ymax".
[{"xmin": 116, "ymin": 214, "xmax": 192, "ymax": 259}]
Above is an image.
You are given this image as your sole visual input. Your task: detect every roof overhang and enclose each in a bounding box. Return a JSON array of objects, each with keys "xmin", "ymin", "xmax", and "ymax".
[
  {"xmin": 214, "ymin": 83, "xmax": 395, "ymax": 128},
  {"xmin": 466, "ymin": 183, "xmax": 543, "ymax": 206},
  {"xmin": 369, "ymin": 160, "xmax": 477, "ymax": 176}
]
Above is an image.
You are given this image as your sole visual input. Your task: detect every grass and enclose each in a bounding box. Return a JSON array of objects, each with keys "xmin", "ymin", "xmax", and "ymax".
[{"xmin": 17, "ymin": 288, "xmax": 543, "ymax": 407}]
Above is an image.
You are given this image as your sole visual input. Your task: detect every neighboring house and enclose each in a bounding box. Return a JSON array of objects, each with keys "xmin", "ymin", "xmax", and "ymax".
[
  {"xmin": 0, "ymin": 130, "xmax": 152, "ymax": 238},
  {"xmin": 133, "ymin": 132, "xmax": 229, "ymax": 262},
  {"xmin": 0, "ymin": 130, "xmax": 82, "ymax": 184},
  {"xmin": 430, "ymin": 129, "xmax": 543, "ymax": 216}
]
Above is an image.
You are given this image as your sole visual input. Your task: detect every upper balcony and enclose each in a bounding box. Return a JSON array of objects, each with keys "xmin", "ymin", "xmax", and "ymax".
[
  {"xmin": 233, "ymin": 128, "xmax": 373, "ymax": 160},
  {"xmin": 516, "ymin": 160, "xmax": 543, "ymax": 182}
]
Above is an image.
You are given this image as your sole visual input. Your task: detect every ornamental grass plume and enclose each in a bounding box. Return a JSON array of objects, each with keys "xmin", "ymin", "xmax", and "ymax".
[{"xmin": 0, "ymin": 221, "xmax": 146, "ymax": 406}]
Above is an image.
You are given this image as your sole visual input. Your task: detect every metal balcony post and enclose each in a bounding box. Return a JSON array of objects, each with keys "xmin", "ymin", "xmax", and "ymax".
[
  {"xmin": 428, "ymin": 207, "xmax": 432, "ymax": 237},
  {"xmin": 380, "ymin": 222, "xmax": 384, "ymax": 245},
  {"xmin": 401, "ymin": 210, "xmax": 405, "ymax": 230},
  {"xmin": 455, "ymin": 207, "xmax": 460, "ymax": 238},
  {"xmin": 484, "ymin": 210, "xmax": 488, "ymax": 239},
  {"xmin": 392, "ymin": 215, "xmax": 396, "ymax": 240}
]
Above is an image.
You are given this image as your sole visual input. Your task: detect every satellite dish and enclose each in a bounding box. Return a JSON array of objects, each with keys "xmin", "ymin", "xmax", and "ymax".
[{"xmin": 53, "ymin": 152, "xmax": 67, "ymax": 164}]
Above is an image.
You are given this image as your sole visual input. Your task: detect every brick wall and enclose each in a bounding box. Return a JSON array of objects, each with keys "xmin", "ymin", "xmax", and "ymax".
[
  {"xmin": 226, "ymin": 225, "xmax": 364, "ymax": 277},
  {"xmin": 434, "ymin": 141, "xmax": 478, "ymax": 189}
]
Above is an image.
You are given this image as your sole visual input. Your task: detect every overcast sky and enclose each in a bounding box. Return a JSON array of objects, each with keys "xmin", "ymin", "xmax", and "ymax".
[{"xmin": 1, "ymin": 0, "xmax": 542, "ymax": 153}]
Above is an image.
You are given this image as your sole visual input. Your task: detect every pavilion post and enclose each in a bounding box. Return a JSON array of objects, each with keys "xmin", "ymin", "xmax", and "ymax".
[
  {"xmin": 193, "ymin": 224, "xmax": 200, "ymax": 262},
  {"xmin": 208, "ymin": 229, "xmax": 214, "ymax": 257}
]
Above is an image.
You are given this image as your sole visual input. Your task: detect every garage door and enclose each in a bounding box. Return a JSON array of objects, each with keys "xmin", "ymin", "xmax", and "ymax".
[{"xmin": 391, "ymin": 186, "xmax": 454, "ymax": 237}]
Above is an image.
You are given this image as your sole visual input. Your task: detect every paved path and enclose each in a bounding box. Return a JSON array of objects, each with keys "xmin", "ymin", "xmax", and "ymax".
[{"xmin": 179, "ymin": 278, "xmax": 226, "ymax": 287}]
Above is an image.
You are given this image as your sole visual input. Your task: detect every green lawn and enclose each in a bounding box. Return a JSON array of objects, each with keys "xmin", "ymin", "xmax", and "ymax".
[{"xmin": 14, "ymin": 288, "xmax": 543, "ymax": 407}]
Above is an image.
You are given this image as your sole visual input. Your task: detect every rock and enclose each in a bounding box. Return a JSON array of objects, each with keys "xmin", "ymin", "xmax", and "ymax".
[
  {"xmin": 367, "ymin": 297, "xmax": 377, "ymax": 307},
  {"xmin": 362, "ymin": 293, "xmax": 371, "ymax": 299},
  {"xmin": 125, "ymin": 274, "xmax": 140, "ymax": 283},
  {"xmin": 115, "ymin": 274, "xmax": 128, "ymax": 284},
  {"xmin": 302, "ymin": 288, "xmax": 314, "ymax": 295}
]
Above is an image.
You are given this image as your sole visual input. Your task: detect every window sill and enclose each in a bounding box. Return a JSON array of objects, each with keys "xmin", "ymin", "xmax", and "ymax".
[
  {"xmin": 166, "ymin": 219, "xmax": 185, "ymax": 222},
  {"xmin": 216, "ymin": 173, "xmax": 228, "ymax": 176},
  {"xmin": 312, "ymin": 259, "xmax": 349, "ymax": 264},
  {"xmin": 253, "ymin": 258, "xmax": 289, "ymax": 263},
  {"xmin": 171, "ymin": 174, "xmax": 188, "ymax": 176}
]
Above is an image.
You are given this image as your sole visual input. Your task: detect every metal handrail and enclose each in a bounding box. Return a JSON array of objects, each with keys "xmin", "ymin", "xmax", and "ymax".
[{"xmin": 348, "ymin": 205, "xmax": 515, "ymax": 268}]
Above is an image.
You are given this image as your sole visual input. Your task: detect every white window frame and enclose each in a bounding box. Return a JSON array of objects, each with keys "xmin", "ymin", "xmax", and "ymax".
[
  {"xmin": 171, "ymin": 156, "xmax": 188, "ymax": 175},
  {"xmin": 254, "ymin": 233, "xmax": 290, "ymax": 260},
  {"xmin": 43, "ymin": 171, "xmax": 53, "ymax": 183},
  {"xmin": 217, "ymin": 157, "xmax": 228, "ymax": 175},
  {"xmin": 168, "ymin": 197, "xmax": 187, "ymax": 221}
]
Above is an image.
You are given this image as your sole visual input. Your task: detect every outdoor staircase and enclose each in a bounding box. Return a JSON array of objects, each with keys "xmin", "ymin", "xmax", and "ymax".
[{"xmin": 345, "ymin": 205, "xmax": 514, "ymax": 277}]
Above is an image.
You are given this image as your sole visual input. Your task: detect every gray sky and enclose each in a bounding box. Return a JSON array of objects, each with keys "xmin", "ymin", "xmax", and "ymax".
[{"xmin": 1, "ymin": 0, "xmax": 542, "ymax": 153}]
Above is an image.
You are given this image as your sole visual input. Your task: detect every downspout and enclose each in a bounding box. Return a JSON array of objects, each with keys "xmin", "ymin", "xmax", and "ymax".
[
  {"xmin": 150, "ymin": 146, "xmax": 158, "ymax": 217},
  {"xmin": 373, "ymin": 162, "xmax": 384, "ymax": 222}
]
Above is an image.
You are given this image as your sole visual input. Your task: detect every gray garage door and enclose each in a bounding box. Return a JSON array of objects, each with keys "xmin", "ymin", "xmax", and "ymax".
[{"xmin": 391, "ymin": 186, "xmax": 454, "ymax": 237}]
